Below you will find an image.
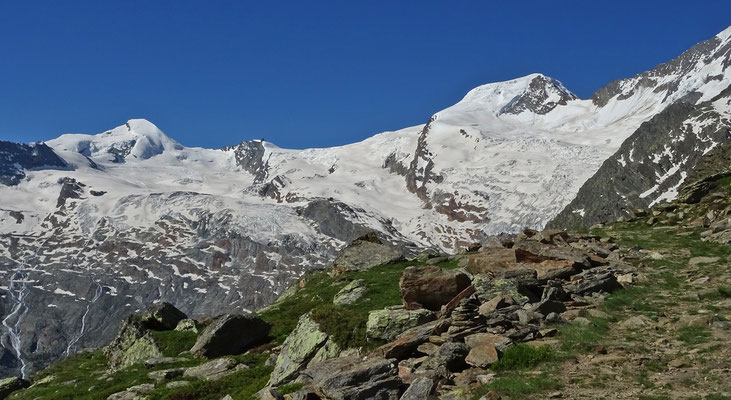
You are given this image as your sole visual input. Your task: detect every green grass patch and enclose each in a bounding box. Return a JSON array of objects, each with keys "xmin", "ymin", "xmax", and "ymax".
[
  {"xmin": 557, "ymin": 317, "xmax": 608, "ymax": 353},
  {"xmin": 472, "ymin": 371, "xmax": 561, "ymax": 399},
  {"xmin": 491, "ymin": 344, "xmax": 556, "ymax": 371},
  {"xmin": 602, "ymin": 286, "xmax": 658, "ymax": 314},
  {"xmin": 11, "ymin": 350, "xmax": 154, "ymax": 400},
  {"xmin": 258, "ymin": 271, "xmax": 346, "ymax": 344},
  {"xmin": 148, "ymin": 353, "xmax": 272, "ymax": 400},
  {"xmin": 150, "ymin": 330, "xmax": 198, "ymax": 357},
  {"xmin": 677, "ymin": 325, "xmax": 711, "ymax": 346}
]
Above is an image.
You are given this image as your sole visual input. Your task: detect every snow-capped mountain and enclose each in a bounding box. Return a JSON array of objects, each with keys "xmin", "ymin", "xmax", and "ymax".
[{"xmin": 1, "ymin": 26, "xmax": 730, "ymax": 378}]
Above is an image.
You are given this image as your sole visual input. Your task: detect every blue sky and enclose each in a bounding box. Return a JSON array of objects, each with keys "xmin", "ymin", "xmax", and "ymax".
[{"xmin": 1, "ymin": 1, "xmax": 729, "ymax": 149}]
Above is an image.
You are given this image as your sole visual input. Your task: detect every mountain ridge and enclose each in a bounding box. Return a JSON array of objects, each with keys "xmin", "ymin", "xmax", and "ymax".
[{"xmin": 0, "ymin": 25, "xmax": 729, "ymax": 379}]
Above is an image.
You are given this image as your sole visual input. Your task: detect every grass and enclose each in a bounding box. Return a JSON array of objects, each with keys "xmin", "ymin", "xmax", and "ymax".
[
  {"xmin": 150, "ymin": 330, "xmax": 199, "ymax": 357},
  {"xmin": 602, "ymin": 286, "xmax": 658, "ymax": 314},
  {"xmin": 10, "ymin": 350, "xmax": 154, "ymax": 400},
  {"xmin": 677, "ymin": 325, "xmax": 711, "ymax": 346},
  {"xmin": 557, "ymin": 317, "xmax": 609, "ymax": 353},
  {"xmin": 491, "ymin": 344, "xmax": 556, "ymax": 371},
  {"xmin": 146, "ymin": 353, "xmax": 271, "ymax": 400},
  {"xmin": 471, "ymin": 371, "xmax": 561, "ymax": 399},
  {"xmin": 260, "ymin": 258, "xmax": 460, "ymax": 350}
]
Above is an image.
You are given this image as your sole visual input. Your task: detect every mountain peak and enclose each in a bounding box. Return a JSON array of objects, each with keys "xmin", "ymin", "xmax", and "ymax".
[
  {"xmin": 459, "ymin": 73, "xmax": 577, "ymax": 116},
  {"xmin": 48, "ymin": 119, "xmax": 182, "ymax": 162}
]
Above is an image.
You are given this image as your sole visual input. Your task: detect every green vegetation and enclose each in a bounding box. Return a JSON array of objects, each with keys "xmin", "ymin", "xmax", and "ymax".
[
  {"xmin": 557, "ymin": 317, "xmax": 609, "ymax": 353},
  {"xmin": 259, "ymin": 258, "xmax": 459, "ymax": 350},
  {"xmin": 472, "ymin": 371, "xmax": 561, "ymax": 399},
  {"xmin": 147, "ymin": 353, "xmax": 271, "ymax": 400},
  {"xmin": 491, "ymin": 344, "xmax": 556, "ymax": 371},
  {"xmin": 150, "ymin": 330, "xmax": 198, "ymax": 357},
  {"xmin": 677, "ymin": 325, "xmax": 712, "ymax": 345},
  {"xmin": 11, "ymin": 350, "xmax": 154, "ymax": 400}
]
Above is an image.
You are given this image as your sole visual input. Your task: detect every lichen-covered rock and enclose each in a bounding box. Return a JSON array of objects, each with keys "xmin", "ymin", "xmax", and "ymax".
[
  {"xmin": 104, "ymin": 316, "xmax": 163, "ymax": 370},
  {"xmin": 268, "ymin": 313, "xmax": 340, "ymax": 387},
  {"xmin": 333, "ymin": 280, "xmax": 367, "ymax": 306},
  {"xmin": 366, "ymin": 308, "xmax": 436, "ymax": 341},
  {"xmin": 0, "ymin": 376, "xmax": 29, "ymax": 399},
  {"xmin": 399, "ymin": 266, "xmax": 471, "ymax": 311},
  {"xmin": 174, "ymin": 318, "xmax": 199, "ymax": 333},
  {"xmin": 190, "ymin": 314, "xmax": 270, "ymax": 358},
  {"xmin": 473, "ymin": 276, "xmax": 535, "ymax": 305},
  {"xmin": 301, "ymin": 355, "xmax": 401, "ymax": 400},
  {"xmin": 183, "ymin": 357, "xmax": 243, "ymax": 381},
  {"xmin": 331, "ymin": 232, "xmax": 404, "ymax": 275}
]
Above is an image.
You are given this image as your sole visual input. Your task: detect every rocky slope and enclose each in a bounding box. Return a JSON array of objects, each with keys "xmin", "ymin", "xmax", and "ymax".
[
  {"xmin": 549, "ymin": 86, "xmax": 731, "ymax": 229},
  {"xmin": 1, "ymin": 26, "xmax": 730, "ymax": 379},
  {"xmin": 3, "ymin": 169, "xmax": 728, "ymax": 399}
]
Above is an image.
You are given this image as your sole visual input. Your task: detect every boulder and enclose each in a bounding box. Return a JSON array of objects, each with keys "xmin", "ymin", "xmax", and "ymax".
[
  {"xmin": 400, "ymin": 376, "xmax": 434, "ymax": 400},
  {"xmin": 332, "ymin": 232, "xmax": 404, "ymax": 275},
  {"xmin": 473, "ymin": 276, "xmax": 536, "ymax": 305},
  {"xmin": 0, "ymin": 377, "xmax": 29, "ymax": 399},
  {"xmin": 139, "ymin": 302, "xmax": 187, "ymax": 330},
  {"xmin": 333, "ymin": 279, "xmax": 368, "ymax": 306},
  {"xmin": 183, "ymin": 357, "xmax": 243, "ymax": 381},
  {"xmin": 301, "ymin": 355, "xmax": 401, "ymax": 400},
  {"xmin": 148, "ymin": 368, "xmax": 184, "ymax": 382},
  {"xmin": 464, "ymin": 247, "xmax": 516, "ymax": 275},
  {"xmin": 366, "ymin": 308, "xmax": 436, "ymax": 341},
  {"xmin": 174, "ymin": 318, "xmax": 199, "ymax": 333},
  {"xmin": 190, "ymin": 314, "xmax": 270, "ymax": 358},
  {"xmin": 429, "ymin": 342, "xmax": 469, "ymax": 372},
  {"xmin": 400, "ymin": 266, "xmax": 471, "ymax": 311},
  {"xmin": 478, "ymin": 294, "xmax": 516, "ymax": 315},
  {"xmin": 373, "ymin": 321, "xmax": 438, "ymax": 360},
  {"xmin": 104, "ymin": 316, "xmax": 163, "ymax": 370},
  {"xmin": 567, "ymin": 272, "xmax": 622, "ymax": 296},
  {"xmin": 514, "ymin": 240, "xmax": 591, "ymax": 269},
  {"xmin": 107, "ymin": 383, "xmax": 155, "ymax": 400},
  {"xmin": 464, "ymin": 333, "xmax": 511, "ymax": 368},
  {"xmin": 268, "ymin": 313, "xmax": 340, "ymax": 387}
]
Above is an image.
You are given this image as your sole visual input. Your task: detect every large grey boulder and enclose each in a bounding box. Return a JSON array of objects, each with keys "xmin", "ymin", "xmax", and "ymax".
[
  {"xmin": 331, "ymin": 232, "xmax": 404, "ymax": 275},
  {"xmin": 366, "ymin": 308, "xmax": 436, "ymax": 341},
  {"xmin": 190, "ymin": 314, "xmax": 270, "ymax": 358},
  {"xmin": 301, "ymin": 355, "xmax": 401, "ymax": 400},
  {"xmin": 268, "ymin": 313, "xmax": 340, "ymax": 387},
  {"xmin": 104, "ymin": 316, "xmax": 163, "ymax": 370}
]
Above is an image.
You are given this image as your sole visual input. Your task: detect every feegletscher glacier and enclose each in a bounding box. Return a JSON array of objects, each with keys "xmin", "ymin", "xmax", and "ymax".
[{"xmin": 1, "ymin": 25, "xmax": 729, "ymax": 378}]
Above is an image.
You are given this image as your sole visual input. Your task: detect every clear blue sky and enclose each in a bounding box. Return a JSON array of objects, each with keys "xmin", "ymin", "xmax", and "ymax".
[{"xmin": 1, "ymin": 1, "xmax": 729, "ymax": 149}]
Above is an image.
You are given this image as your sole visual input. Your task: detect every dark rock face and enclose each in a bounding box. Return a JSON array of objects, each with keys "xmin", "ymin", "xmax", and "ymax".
[
  {"xmin": 549, "ymin": 91, "xmax": 731, "ymax": 230},
  {"xmin": 590, "ymin": 33, "xmax": 731, "ymax": 107},
  {"xmin": 499, "ymin": 75, "xmax": 577, "ymax": 115},
  {"xmin": 223, "ymin": 140, "xmax": 269, "ymax": 182},
  {"xmin": 0, "ymin": 141, "xmax": 66, "ymax": 186},
  {"xmin": 190, "ymin": 314, "xmax": 270, "ymax": 358}
]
